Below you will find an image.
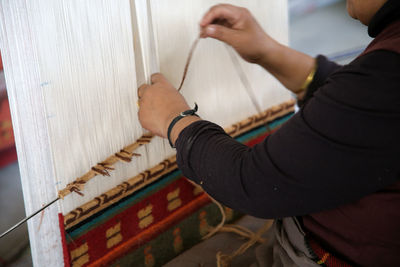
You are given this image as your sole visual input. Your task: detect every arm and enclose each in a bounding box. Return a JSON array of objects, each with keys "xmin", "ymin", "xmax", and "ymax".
[
  {"xmin": 138, "ymin": 50, "xmax": 400, "ymax": 218},
  {"xmin": 175, "ymin": 117, "xmax": 397, "ymax": 218},
  {"xmin": 175, "ymin": 52, "xmax": 400, "ymax": 218}
]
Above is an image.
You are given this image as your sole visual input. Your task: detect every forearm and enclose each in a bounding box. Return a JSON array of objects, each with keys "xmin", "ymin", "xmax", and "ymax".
[{"xmin": 258, "ymin": 40, "xmax": 315, "ymax": 93}]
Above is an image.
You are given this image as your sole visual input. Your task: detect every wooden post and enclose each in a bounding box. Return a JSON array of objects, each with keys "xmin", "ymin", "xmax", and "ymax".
[{"xmin": 0, "ymin": 1, "xmax": 64, "ymax": 265}]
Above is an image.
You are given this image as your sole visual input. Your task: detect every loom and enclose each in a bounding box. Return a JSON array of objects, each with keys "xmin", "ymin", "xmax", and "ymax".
[{"xmin": 0, "ymin": 0, "xmax": 293, "ymax": 266}]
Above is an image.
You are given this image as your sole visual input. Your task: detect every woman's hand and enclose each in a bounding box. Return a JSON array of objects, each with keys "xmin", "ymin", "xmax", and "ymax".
[
  {"xmin": 201, "ymin": 4, "xmax": 315, "ymax": 93},
  {"xmin": 137, "ymin": 73, "xmax": 200, "ymax": 143},
  {"xmin": 200, "ymin": 4, "xmax": 277, "ymax": 64}
]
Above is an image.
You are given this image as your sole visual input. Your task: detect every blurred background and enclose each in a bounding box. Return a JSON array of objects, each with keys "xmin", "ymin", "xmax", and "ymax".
[{"xmin": 0, "ymin": 0, "xmax": 372, "ymax": 266}]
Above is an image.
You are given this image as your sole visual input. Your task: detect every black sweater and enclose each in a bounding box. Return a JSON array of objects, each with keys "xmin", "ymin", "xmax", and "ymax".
[{"xmin": 176, "ymin": 49, "xmax": 400, "ymax": 217}]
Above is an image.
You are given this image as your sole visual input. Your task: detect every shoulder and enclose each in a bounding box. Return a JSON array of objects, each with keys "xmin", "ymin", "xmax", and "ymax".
[
  {"xmin": 318, "ymin": 50, "xmax": 400, "ymax": 113},
  {"xmin": 351, "ymin": 50, "xmax": 400, "ymax": 72},
  {"xmin": 300, "ymin": 50, "xmax": 400, "ymax": 150}
]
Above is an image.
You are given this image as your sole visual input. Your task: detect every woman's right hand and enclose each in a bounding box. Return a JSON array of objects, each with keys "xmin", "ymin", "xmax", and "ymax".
[
  {"xmin": 200, "ymin": 4, "xmax": 277, "ymax": 64},
  {"xmin": 200, "ymin": 3, "xmax": 315, "ymax": 93}
]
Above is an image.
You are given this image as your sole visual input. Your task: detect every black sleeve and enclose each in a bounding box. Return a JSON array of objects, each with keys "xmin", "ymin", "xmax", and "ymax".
[
  {"xmin": 298, "ymin": 55, "xmax": 341, "ymax": 107},
  {"xmin": 175, "ymin": 50, "xmax": 400, "ymax": 219}
]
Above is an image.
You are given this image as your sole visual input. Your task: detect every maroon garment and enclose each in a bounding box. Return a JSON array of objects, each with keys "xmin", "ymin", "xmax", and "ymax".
[
  {"xmin": 362, "ymin": 20, "xmax": 400, "ymax": 56},
  {"xmin": 302, "ymin": 19, "xmax": 400, "ymax": 267},
  {"xmin": 303, "ymin": 181, "xmax": 400, "ymax": 266}
]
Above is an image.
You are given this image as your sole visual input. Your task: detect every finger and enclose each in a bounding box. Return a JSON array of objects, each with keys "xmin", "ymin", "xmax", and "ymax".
[
  {"xmin": 200, "ymin": 4, "xmax": 240, "ymax": 27},
  {"xmin": 202, "ymin": 24, "xmax": 237, "ymax": 45},
  {"xmin": 151, "ymin": 73, "xmax": 167, "ymax": 84},
  {"xmin": 137, "ymin": 84, "xmax": 149, "ymax": 99}
]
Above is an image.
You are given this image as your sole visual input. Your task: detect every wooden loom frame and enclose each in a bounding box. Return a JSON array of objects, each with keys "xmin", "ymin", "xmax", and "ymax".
[{"xmin": 1, "ymin": 2, "xmax": 63, "ymax": 266}]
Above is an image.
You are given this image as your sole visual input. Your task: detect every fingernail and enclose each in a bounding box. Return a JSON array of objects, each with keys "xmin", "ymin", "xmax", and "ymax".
[{"xmin": 206, "ymin": 25, "xmax": 216, "ymax": 35}]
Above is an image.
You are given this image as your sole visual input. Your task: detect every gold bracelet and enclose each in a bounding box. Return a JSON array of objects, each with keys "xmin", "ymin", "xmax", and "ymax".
[{"xmin": 300, "ymin": 59, "xmax": 317, "ymax": 91}]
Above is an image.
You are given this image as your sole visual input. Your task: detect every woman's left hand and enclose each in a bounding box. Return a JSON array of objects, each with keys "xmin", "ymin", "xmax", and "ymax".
[{"xmin": 137, "ymin": 73, "xmax": 199, "ymax": 140}]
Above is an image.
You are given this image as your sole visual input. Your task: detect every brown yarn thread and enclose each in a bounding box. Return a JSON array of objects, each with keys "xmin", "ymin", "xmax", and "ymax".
[
  {"xmin": 186, "ymin": 179, "xmax": 227, "ymax": 240},
  {"xmin": 216, "ymin": 220, "xmax": 273, "ymax": 267},
  {"xmin": 202, "ymin": 198, "xmax": 226, "ymax": 240},
  {"xmin": 177, "ymin": 37, "xmax": 200, "ymax": 92},
  {"xmin": 188, "ymin": 179, "xmax": 273, "ymax": 267},
  {"xmin": 58, "ymin": 133, "xmax": 153, "ymax": 199},
  {"xmin": 218, "ymin": 224, "xmax": 266, "ymax": 243}
]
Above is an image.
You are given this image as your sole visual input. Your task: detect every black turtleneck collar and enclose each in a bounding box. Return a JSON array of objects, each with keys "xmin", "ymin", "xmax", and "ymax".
[{"xmin": 368, "ymin": 0, "xmax": 400, "ymax": 37}]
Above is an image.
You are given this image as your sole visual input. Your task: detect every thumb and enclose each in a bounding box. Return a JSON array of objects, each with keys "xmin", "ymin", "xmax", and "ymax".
[{"xmin": 203, "ymin": 24, "xmax": 237, "ymax": 46}]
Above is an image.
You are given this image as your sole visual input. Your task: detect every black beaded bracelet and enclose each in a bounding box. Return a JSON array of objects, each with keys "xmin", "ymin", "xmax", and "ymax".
[{"xmin": 167, "ymin": 103, "xmax": 199, "ymax": 148}]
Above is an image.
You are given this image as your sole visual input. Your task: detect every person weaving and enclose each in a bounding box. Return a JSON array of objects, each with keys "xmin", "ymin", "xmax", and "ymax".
[{"xmin": 137, "ymin": 0, "xmax": 400, "ymax": 266}]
